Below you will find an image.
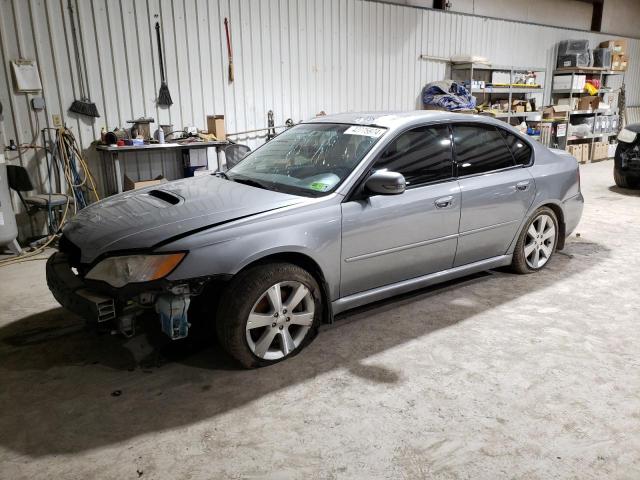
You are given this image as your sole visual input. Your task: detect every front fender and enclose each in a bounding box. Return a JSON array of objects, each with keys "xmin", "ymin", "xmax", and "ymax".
[{"xmin": 159, "ymin": 202, "xmax": 343, "ymax": 300}]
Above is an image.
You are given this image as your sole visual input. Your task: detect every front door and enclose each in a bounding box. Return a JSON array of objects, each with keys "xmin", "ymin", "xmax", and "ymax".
[
  {"xmin": 452, "ymin": 123, "xmax": 536, "ymax": 267},
  {"xmin": 340, "ymin": 124, "xmax": 461, "ymax": 297}
]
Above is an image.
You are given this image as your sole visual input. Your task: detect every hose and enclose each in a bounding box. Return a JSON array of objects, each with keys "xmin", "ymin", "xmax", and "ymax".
[{"xmin": 1, "ymin": 127, "xmax": 99, "ymax": 267}]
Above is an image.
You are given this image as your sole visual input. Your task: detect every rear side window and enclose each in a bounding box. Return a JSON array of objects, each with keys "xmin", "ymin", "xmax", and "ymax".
[
  {"xmin": 375, "ymin": 125, "xmax": 453, "ymax": 186},
  {"xmin": 498, "ymin": 129, "xmax": 533, "ymax": 166},
  {"xmin": 453, "ymin": 124, "xmax": 516, "ymax": 175}
]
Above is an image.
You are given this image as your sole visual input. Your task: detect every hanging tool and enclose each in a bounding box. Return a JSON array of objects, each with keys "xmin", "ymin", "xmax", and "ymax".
[
  {"xmin": 67, "ymin": 0, "xmax": 99, "ymax": 117},
  {"xmin": 224, "ymin": 18, "xmax": 234, "ymax": 83},
  {"xmin": 266, "ymin": 110, "xmax": 276, "ymax": 141},
  {"xmin": 155, "ymin": 22, "xmax": 173, "ymax": 106}
]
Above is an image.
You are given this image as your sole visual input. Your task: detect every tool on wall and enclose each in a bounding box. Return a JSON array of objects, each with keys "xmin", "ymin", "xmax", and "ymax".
[
  {"xmin": 155, "ymin": 22, "xmax": 173, "ymax": 106},
  {"xmin": 266, "ymin": 110, "xmax": 276, "ymax": 141},
  {"xmin": 224, "ymin": 18, "xmax": 234, "ymax": 82},
  {"xmin": 67, "ymin": 0, "xmax": 99, "ymax": 117}
]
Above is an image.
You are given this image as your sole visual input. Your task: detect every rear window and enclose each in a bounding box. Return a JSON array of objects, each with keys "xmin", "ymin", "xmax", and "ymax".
[
  {"xmin": 453, "ymin": 124, "xmax": 516, "ymax": 175},
  {"xmin": 498, "ymin": 129, "xmax": 533, "ymax": 166}
]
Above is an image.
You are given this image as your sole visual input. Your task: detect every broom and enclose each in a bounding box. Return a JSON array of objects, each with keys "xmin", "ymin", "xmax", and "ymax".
[
  {"xmin": 155, "ymin": 22, "xmax": 173, "ymax": 107},
  {"xmin": 67, "ymin": 0, "xmax": 99, "ymax": 118}
]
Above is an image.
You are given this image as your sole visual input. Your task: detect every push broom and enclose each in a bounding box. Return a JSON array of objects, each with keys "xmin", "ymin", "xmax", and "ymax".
[
  {"xmin": 67, "ymin": 0, "xmax": 99, "ymax": 118},
  {"xmin": 155, "ymin": 22, "xmax": 173, "ymax": 107}
]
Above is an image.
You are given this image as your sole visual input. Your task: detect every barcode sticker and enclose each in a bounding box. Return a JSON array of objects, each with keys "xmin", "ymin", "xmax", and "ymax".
[{"xmin": 344, "ymin": 126, "xmax": 386, "ymax": 138}]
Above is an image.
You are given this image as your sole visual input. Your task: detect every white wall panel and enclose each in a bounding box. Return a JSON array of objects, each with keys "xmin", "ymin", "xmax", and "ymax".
[{"xmin": 1, "ymin": 0, "xmax": 639, "ymax": 238}]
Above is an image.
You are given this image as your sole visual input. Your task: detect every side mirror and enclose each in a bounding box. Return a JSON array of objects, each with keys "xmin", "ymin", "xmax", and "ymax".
[{"xmin": 364, "ymin": 170, "xmax": 406, "ymax": 195}]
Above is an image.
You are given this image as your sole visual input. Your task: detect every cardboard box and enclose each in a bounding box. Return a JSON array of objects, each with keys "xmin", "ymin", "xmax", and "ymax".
[
  {"xmin": 558, "ymin": 97, "xmax": 579, "ymax": 110},
  {"xmin": 612, "ymin": 54, "xmax": 628, "ymax": 71},
  {"xmin": 567, "ymin": 144, "xmax": 588, "ymax": 163},
  {"xmin": 553, "ymin": 74, "xmax": 586, "ymax": 91},
  {"xmin": 123, "ymin": 175, "xmax": 167, "ymax": 191},
  {"xmin": 600, "ymin": 142, "xmax": 608, "ymax": 160},
  {"xmin": 599, "ymin": 39, "xmax": 627, "ymax": 55},
  {"xmin": 582, "ymin": 144, "xmax": 590, "ymax": 162},
  {"xmin": 512, "ymin": 100, "xmax": 528, "ymax": 113},
  {"xmin": 206, "ymin": 115, "xmax": 226, "ymax": 140},
  {"xmin": 594, "ymin": 142, "xmax": 610, "ymax": 160},
  {"xmin": 543, "ymin": 104, "xmax": 571, "ymax": 120},
  {"xmin": 578, "ymin": 96, "xmax": 600, "ymax": 111},
  {"xmin": 567, "ymin": 145, "xmax": 582, "ymax": 162}
]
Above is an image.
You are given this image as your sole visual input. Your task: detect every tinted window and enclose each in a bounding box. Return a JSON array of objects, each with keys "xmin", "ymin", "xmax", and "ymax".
[
  {"xmin": 375, "ymin": 125, "xmax": 453, "ymax": 186},
  {"xmin": 498, "ymin": 129, "xmax": 532, "ymax": 166},
  {"xmin": 453, "ymin": 124, "xmax": 515, "ymax": 175}
]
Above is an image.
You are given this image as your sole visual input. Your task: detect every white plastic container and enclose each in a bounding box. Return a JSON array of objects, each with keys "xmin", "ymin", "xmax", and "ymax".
[{"xmin": 0, "ymin": 153, "xmax": 21, "ymax": 253}]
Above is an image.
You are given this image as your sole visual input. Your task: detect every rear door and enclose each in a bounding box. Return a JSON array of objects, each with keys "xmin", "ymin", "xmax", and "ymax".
[
  {"xmin": 340, "ymin": 124, "xmax": 460, "ymax": 297},
  {"xmin": 452, "ymin": 123, "xmax": 535, "ymax": 267}
]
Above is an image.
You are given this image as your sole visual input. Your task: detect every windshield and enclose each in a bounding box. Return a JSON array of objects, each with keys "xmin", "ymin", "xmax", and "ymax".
[{"xmin": 227, "ymin": 123, "xmax": 386, "ymax": 197}]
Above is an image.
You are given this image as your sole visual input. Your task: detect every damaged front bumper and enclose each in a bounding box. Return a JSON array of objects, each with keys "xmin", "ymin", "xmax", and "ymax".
[{"xmin": 46, "ymin": 252, "xmax": 210, "ymax": 340}]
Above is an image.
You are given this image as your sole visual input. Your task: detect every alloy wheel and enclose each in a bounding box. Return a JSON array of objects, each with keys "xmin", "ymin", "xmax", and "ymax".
[
  {"xmin": 524, "ymin": 213, "xmax": 556, "ymax": 269},
  {"xmin": 245, "ymin": 281, "xmax": 315, "ymax": 360}
]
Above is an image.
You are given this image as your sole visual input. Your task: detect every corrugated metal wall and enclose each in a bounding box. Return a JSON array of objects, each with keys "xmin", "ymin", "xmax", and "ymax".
[{"xmin": 1, "ymin": 0, "xmax": 639, "ymax": 238}]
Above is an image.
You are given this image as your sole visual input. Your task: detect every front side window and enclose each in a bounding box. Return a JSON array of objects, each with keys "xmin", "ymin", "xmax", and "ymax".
[
  {"xmin": 228, "ymin": 123, "xmax": 385, "ymax": 197},
  {"xmin": 453, "ymin": 124, "xmax": 516, "ymax": 175},
  {"xmin": 374, "ymin": 125, "xmax": 453, "ymax": 186},
  {"xmin": 498, "ymin": 129, "xmax": 533, "ymax": 166}
]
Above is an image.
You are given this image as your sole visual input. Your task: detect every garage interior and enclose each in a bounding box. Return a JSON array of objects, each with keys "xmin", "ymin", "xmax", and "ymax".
[{"xmin": 1, "ymin": 0, "xmax": 640, "ymax": 478}]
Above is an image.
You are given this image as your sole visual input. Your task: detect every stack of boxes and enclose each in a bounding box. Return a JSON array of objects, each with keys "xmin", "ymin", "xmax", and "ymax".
[
  {"xmin": 567, "ymin": 141, "xmax": 614, "ymax": 163},
  {"xmin": 566, "ymin": 144, "xmax": 590, "ymax": 163},
  {"xmin": 599, "ymin": 40, "xmax": 628, "ymax": 71}
]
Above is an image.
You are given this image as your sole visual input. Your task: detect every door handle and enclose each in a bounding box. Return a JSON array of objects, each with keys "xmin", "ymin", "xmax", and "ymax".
[
  {"xmin": 434, "ymin": 196, "xmax": 453, "ymax": 208},
  {"xmin": 516, "ymin": 181, "xmax": 530, "ymax": 191}
]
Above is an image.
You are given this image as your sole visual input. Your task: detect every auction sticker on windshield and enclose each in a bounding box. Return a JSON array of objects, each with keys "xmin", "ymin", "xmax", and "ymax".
[{"xmin": 344, "ymin": 126, "xmax": 386, "ymax": 138}]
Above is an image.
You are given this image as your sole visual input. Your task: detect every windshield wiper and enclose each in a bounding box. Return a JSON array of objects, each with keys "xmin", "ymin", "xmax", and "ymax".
[{"xmin": 232, "ymin": 177, "xmax": 270, "ymax": 190}]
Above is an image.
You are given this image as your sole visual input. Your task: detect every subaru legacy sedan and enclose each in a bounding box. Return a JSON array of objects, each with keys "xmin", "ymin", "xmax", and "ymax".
[{"xmin": 47, "ymin": 111, "xmax": 583, "ymax": 367}]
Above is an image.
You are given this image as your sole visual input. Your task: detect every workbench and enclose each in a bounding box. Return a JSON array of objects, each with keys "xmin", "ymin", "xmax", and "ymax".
[{"xmin": 96, "ymin": 141, "xmax": 228, "ymax": 194}]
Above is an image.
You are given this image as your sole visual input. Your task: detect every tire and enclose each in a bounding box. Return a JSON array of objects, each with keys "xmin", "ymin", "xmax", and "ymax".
[
  {"xmin": 614, "ymin": 168, "xmax": 630, "ymax": 188},
  {"xmin": 216, "ymin": 262, "xmax": 322, "ymax": 368},
  {"xmin": 511, "ymin": 207, "xmax": 559, "ymax": 274}
]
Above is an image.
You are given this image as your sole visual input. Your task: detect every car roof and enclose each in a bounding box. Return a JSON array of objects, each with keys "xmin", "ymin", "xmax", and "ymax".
[{"xmin": 305, "ymin": 110, "xmax": 502, "ymax": 129}]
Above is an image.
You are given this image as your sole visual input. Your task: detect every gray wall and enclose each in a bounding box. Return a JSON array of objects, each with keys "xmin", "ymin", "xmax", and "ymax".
[
  {"xmin": 446, "ymin": 0, "xmax": 593, "ymax": 31},
  {"xmin": 602, "ymin": 0, "xmax": 640, "ymax": 38},
  {"xmin": 1, "ymin": 0, "xmax": 639, "ymax": 239}
]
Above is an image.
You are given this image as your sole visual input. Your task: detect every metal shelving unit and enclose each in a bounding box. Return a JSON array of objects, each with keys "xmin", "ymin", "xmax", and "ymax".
[
  {"xmin": 551, "ymin": 67, "xmax": 625, "ymax": 161},
  {"xmin": 451, "ymin": 63, "xmax": 547, "ymax": 124}
]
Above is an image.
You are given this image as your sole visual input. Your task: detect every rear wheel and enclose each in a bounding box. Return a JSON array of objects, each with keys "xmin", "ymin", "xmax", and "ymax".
[
  {"xmin": 216, "ymin": 263, "xmax": 322, "ymax": 368},
  {"xmin": 511, "ymin": 207, "xmax": 558, "ymax": 274}
]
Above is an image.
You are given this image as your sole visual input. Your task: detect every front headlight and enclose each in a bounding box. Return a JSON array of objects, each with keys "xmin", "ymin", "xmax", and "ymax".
[{"xmin": 85, "ymin": 253, "xmax": 186, "ymax": 288}]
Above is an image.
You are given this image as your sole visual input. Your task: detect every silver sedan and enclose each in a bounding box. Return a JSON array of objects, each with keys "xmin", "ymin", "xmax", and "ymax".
[{"xmin": 47, "ymin": 111, "xmax": 584, "ymax": 367}]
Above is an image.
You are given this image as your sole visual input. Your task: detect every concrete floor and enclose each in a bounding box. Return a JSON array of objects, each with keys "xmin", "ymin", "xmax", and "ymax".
[{"xmin": 1, "ymin": 159, "xmax": 639, "ymax": 479}]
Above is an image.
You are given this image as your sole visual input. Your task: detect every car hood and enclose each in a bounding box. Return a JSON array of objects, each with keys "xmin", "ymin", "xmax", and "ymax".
[{"xmin": 63, "ymin": 175, "xmax": 305, "ymax": 263}]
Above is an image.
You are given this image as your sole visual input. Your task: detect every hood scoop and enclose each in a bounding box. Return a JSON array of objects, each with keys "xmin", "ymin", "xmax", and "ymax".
[{"xmin": 146, "ymin": 189, "xmax": 183, "ymax": 206}]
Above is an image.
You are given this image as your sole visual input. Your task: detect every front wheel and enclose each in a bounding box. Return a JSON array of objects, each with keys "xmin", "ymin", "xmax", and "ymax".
[
  {"xmin": 511, "ymin": 207, "xmax": 559, "ymax": 274},
  {"xmin": 614, "ymin": 168, "xmax": 640, "ymax": 189},
  {"xmin": 614, "ymin": 168, "xmax": 630, "ymax": 188},
  {"xmin": 216, "ymin": 263, "xmax": 322, "ymax": 368}
]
